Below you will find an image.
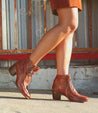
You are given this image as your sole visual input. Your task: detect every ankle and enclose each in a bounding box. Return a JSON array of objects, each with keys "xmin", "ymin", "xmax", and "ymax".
[
  {"xmin": 57, "ymin": 68, "xmax": 69, "ymax": 75},
  {"xmin": 29, "ymin": 57, "xmax": 37, "ymax": 66},
  {"xmin": 56, "ymin": 74, "xmax": 70, "ymax": 77},
  {"xmin": 57, "ymin": 72, "xmax": 69, "ymax": 76}
]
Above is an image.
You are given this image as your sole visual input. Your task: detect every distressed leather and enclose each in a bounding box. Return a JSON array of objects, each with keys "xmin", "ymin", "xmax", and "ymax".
[
  {"xmin": 52, "ymin": 74, "xmax": 89, "ymax": 102},
  {"xmin": 15, "ymin": 58, "xmax": 40, "ymax": 99}
]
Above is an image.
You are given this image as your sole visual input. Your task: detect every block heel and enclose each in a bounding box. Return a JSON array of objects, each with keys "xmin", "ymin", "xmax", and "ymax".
[
  {"xmin": 52, "ymin": 91, "xmax": 61, "ymax": 100},
  {"xmin": 9, "ymin": 64, "xmax": 16, "ymax": 76},
  {"xmin": 52, "ymin": 74, "xmax": 89, "ymax": 102}
]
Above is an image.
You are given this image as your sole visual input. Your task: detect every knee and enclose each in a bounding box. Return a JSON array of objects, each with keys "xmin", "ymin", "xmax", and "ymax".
[
  {"xmin": 57, "ymin": 8, "xmax": 78, "ymax": 34},
  {"xmin": 59, "ymin": 21, "xmax": 78, "ymax": 34},
  {"xmin": 69, "ymin": 22, "xmax": 78, "ymax": 33}
]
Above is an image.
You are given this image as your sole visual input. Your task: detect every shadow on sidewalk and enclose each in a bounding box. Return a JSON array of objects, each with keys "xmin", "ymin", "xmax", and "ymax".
[{"xmin": 0, "ymin": 95, "xmax": 70, "ymax": 103}]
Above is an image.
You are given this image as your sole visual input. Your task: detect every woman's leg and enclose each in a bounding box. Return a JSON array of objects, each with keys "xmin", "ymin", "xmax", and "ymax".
[
  {"xmin": 52, "ymin": 9, "xmax": 89, "ymax": 102},
  {"xmin": 56, "ymin": 33, "xmax": 73, "ymax": 75},
  {"xmin": 30, "ymin": 8, "xmax": 78, "ymax": 65},
  {"xmin": 9, "ymin": 8, "xmax": 78, "ymax": 99}
]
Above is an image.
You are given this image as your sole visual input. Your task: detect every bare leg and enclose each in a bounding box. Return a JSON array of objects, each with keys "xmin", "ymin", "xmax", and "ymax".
[
  {"xmin": 52, "ymin": 8, "xmax": 89, "ymax": 102},
  {"xmin": 30, "ymin": 8, "xmax": 78, "ymax": 65},
  {"xmin": 56, "ymin": 33, "xmax": 74, "ymax": 75},
  {"xmin": 9, "ymin": 8, "xmax": 79, "ymax": 99}
]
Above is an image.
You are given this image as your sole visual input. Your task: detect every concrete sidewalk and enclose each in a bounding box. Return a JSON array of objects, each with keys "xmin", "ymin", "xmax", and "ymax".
[{"xmin": 0, "ymin": 89, "xmax": 98, "ymax": 113}]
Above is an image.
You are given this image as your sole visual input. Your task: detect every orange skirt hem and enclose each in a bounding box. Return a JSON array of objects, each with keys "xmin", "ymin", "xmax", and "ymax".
[{"xmin": 49, "ymin": 0, "xmax": 82, "ymax": 15}]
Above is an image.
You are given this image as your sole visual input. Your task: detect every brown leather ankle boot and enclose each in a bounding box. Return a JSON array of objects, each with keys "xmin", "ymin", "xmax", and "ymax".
[
  {"xmin": 9, "ymin": 58, "xmax": 40, "ymax": 99},
  {"xmin": 52, "ymin": 74, "xmax": 89, "ymax": 102}
]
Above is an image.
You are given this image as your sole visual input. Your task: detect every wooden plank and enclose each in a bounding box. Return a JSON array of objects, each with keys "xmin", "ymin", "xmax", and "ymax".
[
  {"xmin": 74, "ymin": 31, "xmax": 77, "ymax": 48},
  {"xmin": 0, "ymin": 48, "xmax": 98, "ymax": 54},
  {"xmin": 28, "ymin": 0, "xmax": 32, "ymax": 49},
  {"xmin": 89, "ymin": 0, "xmax": 92, "ymax": 48},
  {"xmin": 14, "ymin": 0, "xmax": 18, "ymax": 49},
  {"xmin": 72, "ymin": 48, "xmax": 98, "ymax": 52},
  {"xmin": 0, "ymin": 0, "xmax": 2, "ymax": 49},
  {"xmin": 44, "ymin": 0, "xmax": 47, "ymax": 33},
  {"xmin": 0, "ymin": 53, "xmax": 98, "ymax": 61}
]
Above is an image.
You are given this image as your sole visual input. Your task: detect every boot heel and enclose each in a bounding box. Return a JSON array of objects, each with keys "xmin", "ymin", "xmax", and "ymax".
[
  {"xmin": 52, "ymin": 91, "xmax": 61, "ymax": 100},
  {"xmin": 9, "ymin": 65, "xmax": 16, "ymax": 76}
]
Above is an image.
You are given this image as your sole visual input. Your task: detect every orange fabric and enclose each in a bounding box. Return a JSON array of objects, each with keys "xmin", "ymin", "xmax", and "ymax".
[{"xmin": 49, "ymin": 0, "xmax": 82, "ymax": 15}]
